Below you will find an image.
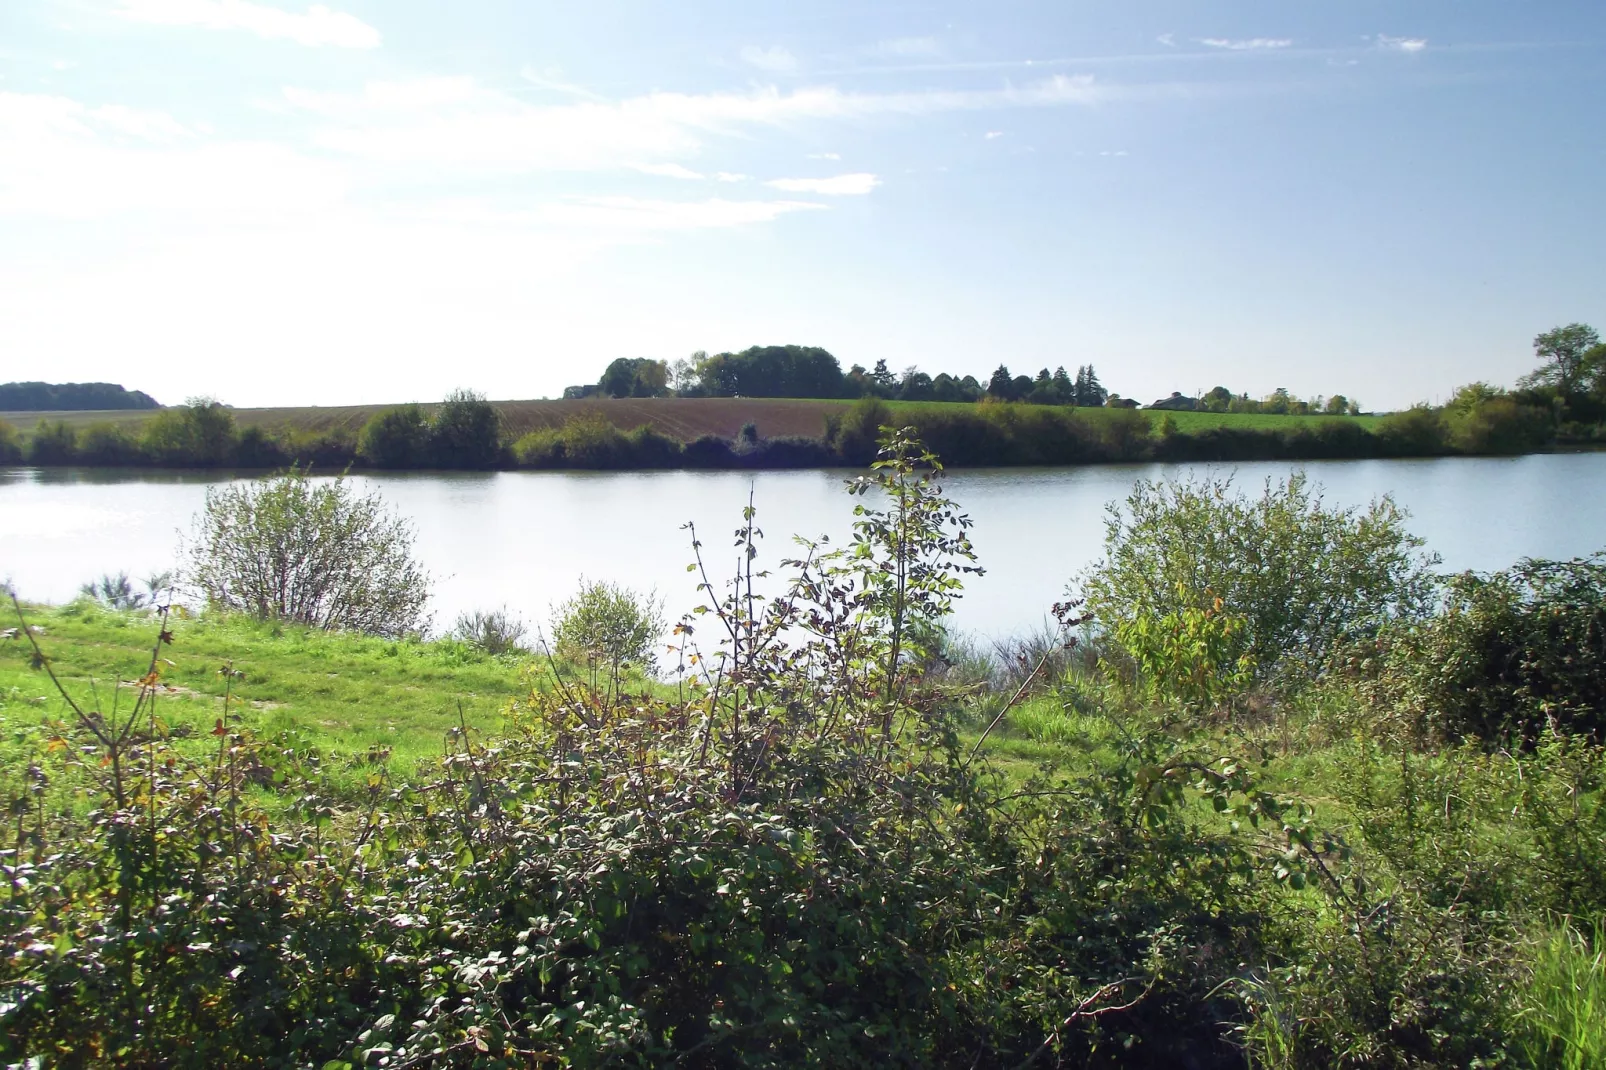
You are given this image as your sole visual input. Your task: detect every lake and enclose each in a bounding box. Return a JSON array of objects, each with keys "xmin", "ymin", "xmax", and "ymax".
[{"xmin": 3, "ymin": 453, "xmax": 1604, "ymax": 641}]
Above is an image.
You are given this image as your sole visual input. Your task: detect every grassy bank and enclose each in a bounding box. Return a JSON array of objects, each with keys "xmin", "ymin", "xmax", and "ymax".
[{"xmin": 0, "ymin": 603, "xmax": 529, "ymax": 798}]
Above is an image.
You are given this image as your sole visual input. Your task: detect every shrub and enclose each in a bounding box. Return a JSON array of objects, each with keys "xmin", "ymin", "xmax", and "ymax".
[
  {"xmin": 280, "ymin": 428, "xmax": 356, "ymax": 468},
  {"xmin": 231, "ymin": 424, "xmax": 289, "ymax": 468},
  {"xmin": 0, "ymin": 419, "xmax": 21, "ymax": 463},
  {"xmin": 140, "ymin": 397, "xmax": 237, "ymax": 466},
  {"xmin": 1082, "ymin": 472, "xmax": 1439, "ymax": 692},
  {"xmin": 1093, "ymin": 405, "xmax": 1152, "ymax": 460},
  {"xmin": 823, "ymin": 396, "xmax": 891, "ymax": 464},
  {"xmin": 1377, "ymin": 403, "xmax": 1450, "ymax": 456},
  {"xmin": 551, "ymin": 578, "xmax": 664, "ymax": 694},
  {"xmin": 186, "ymin": 467, "xmax": 432, "ymax": 636},
  {"xmin": 25, "ymin": 419, "xmax": 78, "ymax": 464},
  {"xmin": 1371, "ymin": 553, "xmax": 1606, "ymax": 743},
  {"xmin": 431, "ymin": 388, "xmax": 502, "ymax": 468},
  {"xmin": 450, "ymin": 606, "xmax": 529, "ymax": 654},
  {"xmin": 75, "ymin": 422, "xmax": 144, "ymax": 465},
  {"xmin": 358, "ymin": 403, "xmax": 432, "ymax": 468},
  {"xmin": 1447, "ymin": 396, "xmax": 1553, "ymax": 454}
]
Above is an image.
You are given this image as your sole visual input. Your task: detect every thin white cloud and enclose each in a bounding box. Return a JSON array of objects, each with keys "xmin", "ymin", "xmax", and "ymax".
[
  {"xmin": 280, "ymin": 74, "xmax": 1103, "ymax": 174},
  {"xmin": 635, "ymin": 162, "xmax": 704, "ymax": 180},
  {"xmin": 113, "ymin": 0, "xmax": 381, "ymax": 49},
  {"xmin": 1198, "ymin": 37, "xmax": 1293, "ymax": 51},
  {"xmin": 984, "ymin": 130, "xmax": 1004, "ymax": 140},
  {"xmin": 765, "ymin": 173, "xmax": 879, "ymax": 196},
  {"xmin": 519, "ymin": 66, "xmax": 605, "ymax": 101},
  {"xmin": 1156, "ymin": 33, "xmax": 1176, "ymax": 48},
  {"xmin": 0, "ymin": 91, "xmax": 344, "ymax": 221},
  {"xmin": 420, "ymin": 195, "xmax": 826, "ymax": 232},
  {"xmin": 873, "ymin": 36, "xmax": 942, "ymax": 58},
  {"xmin": 1376, "ymin": 34, "xmax": 1428, "ymax": 53},
  {"xmin": 807, "ymin": 151, "xmax": 841, "ymax": 160},
  {"xmin": 714, "ymin": 171, "xmax": 748, "ymax": 182},
  {"xmin": 739, "ymin": 45, "xmax": 798, "ymax": 73}
]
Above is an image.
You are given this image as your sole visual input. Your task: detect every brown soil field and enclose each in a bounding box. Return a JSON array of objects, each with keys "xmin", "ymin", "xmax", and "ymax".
[
  {"xmin": 2, "ymin": 399, "xmax": 1377, "ymax": 443},
  {"xmin": 2, "ymin": 398, "xmax": 856, "ymax": 441}
]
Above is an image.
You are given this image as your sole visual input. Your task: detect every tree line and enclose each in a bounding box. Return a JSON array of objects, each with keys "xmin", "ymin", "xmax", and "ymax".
[
  {"xmin": 0, "ymin": 381, "xmax": 159, "ymax": 411},
  {"xmin": 570, "ymin": 345, "xmax": 1375, "ymax": 412}
]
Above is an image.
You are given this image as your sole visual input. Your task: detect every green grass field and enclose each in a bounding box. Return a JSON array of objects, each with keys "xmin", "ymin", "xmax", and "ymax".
[
  {"xmin": 1, "ymin": 601, "xmax": 1085, "ymax": 795},
  {"xmin": 2, "ymin": 397, "xmax": 1381, "ymax": 445},
  {"xmin": 0, "ymin": 602, "xmax": 533, "ymax": 796}
]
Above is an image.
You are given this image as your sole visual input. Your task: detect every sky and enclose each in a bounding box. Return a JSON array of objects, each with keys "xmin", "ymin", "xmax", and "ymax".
[{"xmin": 2, "ymin": 1, "xmax": 1603, "ymax": 410}]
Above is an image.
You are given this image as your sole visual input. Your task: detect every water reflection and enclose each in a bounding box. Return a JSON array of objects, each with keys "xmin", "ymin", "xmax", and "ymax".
[{"xmin": 3, "ymin": 453, "xmax": 1604, "ymax": 640}]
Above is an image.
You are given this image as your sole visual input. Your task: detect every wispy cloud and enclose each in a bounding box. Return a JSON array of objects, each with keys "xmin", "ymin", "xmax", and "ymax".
[
  {"xmin": 807, "ymin": 151, "xmax": 841, "ymax": 160},
  {"xmin": 984, "ymin": 130, "xmax": 1004, "ymax": 140},
  {"xmin": 280, "ymin": 75, "xmax": 1103, "ymax": 174},
  {"xmin": 739, "ymin": 45, "xmax": 798, "ymax": 73},
  {"xmin": 873, "ymin": 36, "xmax": 942, "ymax": 58},
  {"xmin": 423, "ymin": 195, "xmax": 826, "ymax": 232},
  {"xmin": 1199, "ymin": 37, "xmax": 1293, "ymax": 51},
  {"xmin": 113, "ymin": 0, "xmax": 381, "ymax": 49},
  {"xmin": 0, "ymin": 90, "xmax": 345, "ymax": 221},
  {"xmin": 635, "ymin": 162, "xmax": 703, "ymax": 180},
  {"xmin": 1376, "ymin": 34, "xmax": 1428, "ymax": 53},
  {"xmin": 765, "ymin": 173, "xmax": 879, "ymax": 196},
  {"xmin": 714, "ymin": 171, "xmax": 748, "ymax": 182},
  {"xmin": 519, "ymin": 66, "xmax": 605, "ymax": 100},
  {"xmin": 1156, "ymin": 33, "xmax": 1176, "ymax": 48}
]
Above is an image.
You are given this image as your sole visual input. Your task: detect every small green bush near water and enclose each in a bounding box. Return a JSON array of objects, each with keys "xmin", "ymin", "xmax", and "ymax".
[
  {"xmin": 1367, "ymin": 553, "xmax": 1606, "ymax": 744},
  {"xmin": 187, "ymin": 467, "xmax": 432, "ymax": 637},
  {"xmin": 1082, "ymin": 472, "xmax": 1440, "ymax": 698}
]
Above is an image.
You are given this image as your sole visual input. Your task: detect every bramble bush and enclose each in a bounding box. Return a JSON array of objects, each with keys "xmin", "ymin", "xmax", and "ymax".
[{"xmin": 1364, "ymin": 553, "xmax": 1606, "ymax": 744}]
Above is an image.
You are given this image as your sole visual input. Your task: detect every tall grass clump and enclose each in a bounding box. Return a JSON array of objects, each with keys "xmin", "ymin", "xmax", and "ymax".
[{"xmin": 1517, "ymin": 921, "xmax": 1606, "ymax": 1070}]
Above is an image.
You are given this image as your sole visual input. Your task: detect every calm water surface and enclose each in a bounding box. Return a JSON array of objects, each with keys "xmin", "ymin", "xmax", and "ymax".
[{"xmin": 3, "ymin": 454, "xmax": 1604, "ymax": 640}]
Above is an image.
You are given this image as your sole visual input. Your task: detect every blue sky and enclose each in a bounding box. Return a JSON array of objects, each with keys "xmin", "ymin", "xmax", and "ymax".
[{"xmin": 2, "ymin": 0, "xmax": 1602, "ymax": 409}]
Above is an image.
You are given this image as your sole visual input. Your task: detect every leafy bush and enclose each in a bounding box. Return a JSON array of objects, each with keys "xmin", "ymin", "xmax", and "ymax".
[
  {"xmin": 25, "ymin": 419, "xmax": 78, "ymax": 464},
  {"xmin": 75, "ymin": 422, "xmax": 144, "ymax": 465},
  {"xmin": 550, "ymin": 578, "xmax": 664, "ymax": 694},
  {"xmin": 0, "ymin": 419, "xmax": 22, "ymax": 463},
  {"xmin": 1369, "ymin": 554, "xmax": 1606, "ymax": 743},
  {"xmin": 431, "ymin": 389, "xmax": 502, "ymax": 469},
  {"xmin": 187, "ymin": 467, "xmax": 432, "ymax": 636},
  {"xmin": 1083, "ymin": 473, "xmax": 1439, "ymax": 692},
  {"xmin": 1447, "ymin": 393, "xmax": 1553, "ymax": 454},
  {"xmin": 358, "ymin": 403, "xmax": 432, "ymax": 468},
  {"xmin": 823, "ymin": 396, "xmax": 891, "ymax": 464},
  {"xmin": 140, "ymin": 397, "xmax": 237, "ymax": 466},
  {"xmin": 450, "ymin": 605, "xmax": 528, "ymax": 654},
  {"xmin": 1377, "ymin": 404, "xmax": 1450, "ymax": 456}
]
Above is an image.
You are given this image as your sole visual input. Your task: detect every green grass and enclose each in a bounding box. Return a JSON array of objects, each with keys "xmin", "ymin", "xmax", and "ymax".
[
  {"xmin": 1516, "ymin": 920, "xmax": 1606, "ymax": 1070},
  {"xmin": 0, "ymin": 602, "xmax": 535, "ymax": 793}
]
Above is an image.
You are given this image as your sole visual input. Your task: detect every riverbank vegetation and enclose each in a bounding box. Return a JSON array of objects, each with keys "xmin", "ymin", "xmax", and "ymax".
[
  {"xmin": 3, "ymin": 432, "xmax": 1604, "ymax": 1067},
  {"xmin": 5, "ymin": 322, "xmax": 1603, "ymax": 472}
]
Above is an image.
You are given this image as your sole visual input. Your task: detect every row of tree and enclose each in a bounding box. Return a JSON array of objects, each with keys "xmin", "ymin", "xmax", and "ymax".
[
  {"xmin": 571, "ymin": 347, "xmax": 1364, "ymax": 412},
  {"xmin": 570, "ymin": 347, "xmax": 1127, "ymax": 406},
  {"xmin": 0, "ymin": 381, "xmax": 159, "ymax": 411}
]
